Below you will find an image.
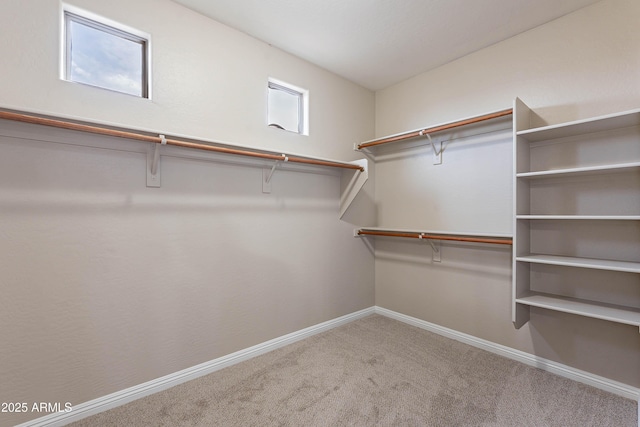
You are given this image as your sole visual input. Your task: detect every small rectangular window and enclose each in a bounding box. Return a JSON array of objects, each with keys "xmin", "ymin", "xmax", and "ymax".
[
  {"xmin": 267, "ymin": 79, "xmax": 308, "ymax": 135},
  {"xmin": 63, "ymin": 9, "xmax": 149, "ymax": 98}
]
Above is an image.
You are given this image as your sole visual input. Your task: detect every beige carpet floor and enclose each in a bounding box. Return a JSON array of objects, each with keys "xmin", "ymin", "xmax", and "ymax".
[{"xmin": 70, "ymin": 314, "xmax": 637, "ymax": 426}]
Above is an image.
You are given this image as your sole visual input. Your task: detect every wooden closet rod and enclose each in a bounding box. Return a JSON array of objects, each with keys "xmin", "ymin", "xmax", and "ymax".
[
  {"xmin": 0, "ymin": 110, "xmax": 364, "ymax": 172},
  {"xmin": 357, "ymin": 230, "xmax": 513, "ymax": 246},
  {"xmin": 357, "ymin": 108, "xmax": 513, "ymax": 150}
]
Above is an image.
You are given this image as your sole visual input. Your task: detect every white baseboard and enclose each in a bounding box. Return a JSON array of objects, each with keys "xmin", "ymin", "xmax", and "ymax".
[
  {"xmin": 17, "ymin": 307, "xmax": 375, "ymax": 427},
  {"xmin": 18, "ymin": 305, "xmax": 639, "ymax": 427},
  {"xmin": 375, "ymin": 306, "xmax": 640, "ymax": 403}
]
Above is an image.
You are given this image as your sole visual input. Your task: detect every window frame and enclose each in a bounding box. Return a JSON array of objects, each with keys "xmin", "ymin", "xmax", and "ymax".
[
  {"xmin": 62, "ymin": 6, "xmax": 150, "ymax": 98},
  {"xmin": 267, "ymin": 78, "xmax": 309, "ymax": 135}
]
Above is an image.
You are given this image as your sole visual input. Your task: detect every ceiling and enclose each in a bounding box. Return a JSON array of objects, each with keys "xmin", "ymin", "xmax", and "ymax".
[{"xmin": 173, "ymin": 0, "xmax": 601, "ymax": 91}]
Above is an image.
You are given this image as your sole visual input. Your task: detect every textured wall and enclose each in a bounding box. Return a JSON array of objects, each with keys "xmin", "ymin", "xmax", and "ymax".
[
  {"xmin": 0, "ymin": 1, "xmax": 374, "ymax": 426},
  {"xmin": 374, "ymin": 0, "xmax": 640, "ymax": 390},
  {"xmin": 0, "ymin": 0, "xmax": 373, "ymax": 161},
  {"xmin": 376, "ymin": 0, "xmax": 640, "ymax": 135}
]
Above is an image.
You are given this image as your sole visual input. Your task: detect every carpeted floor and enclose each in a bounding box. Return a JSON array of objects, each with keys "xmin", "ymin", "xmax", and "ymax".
[{"xmin": 70, "ymin": 314, "xmax": 637, "ymax": 426}]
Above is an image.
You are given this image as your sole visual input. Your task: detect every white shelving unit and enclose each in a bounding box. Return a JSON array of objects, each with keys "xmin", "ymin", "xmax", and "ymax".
[{"xmin": 512, "ymin": 98, "xmax": 640, "ymax": 331}]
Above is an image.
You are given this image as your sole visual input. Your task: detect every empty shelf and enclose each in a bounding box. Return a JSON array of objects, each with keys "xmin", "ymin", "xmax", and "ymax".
[
  {"xmin": 516, "ymin": 255, "xmax": 640, "ymax": 273},
  {"xmin": 516, "ymin": 109, "xmax": 640, "ymax": 142},
  {"xmin": 516, "ymin": 162, "xmax": 640, "ymax": 179},
  {"xmin": 516, "ymin": 293, "xmax": 640, "ymax": 328}
]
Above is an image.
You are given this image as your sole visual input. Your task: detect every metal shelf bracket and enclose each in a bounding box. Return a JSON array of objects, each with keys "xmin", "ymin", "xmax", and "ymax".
[
  {"xmin": 263, "ymin": 154, "xmax": 288, "ymax": 193},
  {"xmin": 419, "ymin": 233, "xmax": 441, "ymax": 262},
  {"xmin": 421, "ymin": 132, "xmax": 443, "ymax": 165},
  {"xmin": 147, "ymin": 134, "xmax": 167, "ymax": 188}
]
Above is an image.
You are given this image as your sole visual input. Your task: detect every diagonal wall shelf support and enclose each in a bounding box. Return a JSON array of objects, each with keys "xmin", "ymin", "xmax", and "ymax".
[
  {"xmin": 339, "ymin": 159, "xmax": 368, "ymax": 219},
  {"xmin": 262, "ymin": 155, "xmax": 289, "ymax": 193}
]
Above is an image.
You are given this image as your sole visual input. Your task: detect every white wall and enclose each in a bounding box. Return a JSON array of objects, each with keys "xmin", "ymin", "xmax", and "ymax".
[
  {"xmin": 2, "ymin": 0, "xmax": 638, "ymax": 425},
  {"xmin": 0, "ymin": 1, "xmax": 375, "ymax": 426},
  {"xmin": 376, "ymin": 0, "xmax": 640, "ymax": 136},
  {"xmin": 373, "ymin": 0, "xmax": 640, "ymax": 390},
  {"xmin": 0, "ymin": 0, "xmax": 372, "ymax": 161}
]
